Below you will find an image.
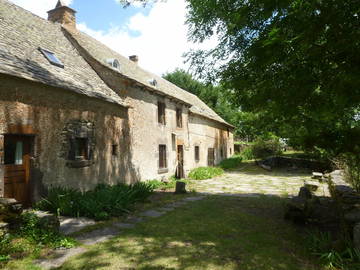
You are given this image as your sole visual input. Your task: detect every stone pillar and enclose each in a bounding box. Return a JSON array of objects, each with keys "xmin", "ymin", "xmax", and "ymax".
[{"xmin": 0, "ymin": 135, "xmax": 4, "ymax": 197}]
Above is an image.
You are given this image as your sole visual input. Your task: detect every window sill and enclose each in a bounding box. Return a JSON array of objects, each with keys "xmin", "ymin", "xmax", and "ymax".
[
  {"xmin": 66, "ymin": 160, "xmax": 93, "ymax": 168},
  {"xmin": 158, "ymin": 168, "xmax": 168, "ymax": 174}
]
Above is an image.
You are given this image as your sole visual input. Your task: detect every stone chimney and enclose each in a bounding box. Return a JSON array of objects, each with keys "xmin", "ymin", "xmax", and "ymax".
[
  {"xmin": 47, "ymin": 0, "xmax": 77, "ymax": 29},
  {"xmin": 129, "ymin": 55, "xmax": 139, "ymax": 64}
]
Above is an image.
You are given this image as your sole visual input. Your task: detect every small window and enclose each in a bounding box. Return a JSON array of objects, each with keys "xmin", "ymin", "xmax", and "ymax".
[
  {"xmin": 176, "ymin": 108, "xmax": 182, "ymax": 128},
  {"xmin": 230, "ymin": 148, "xmax": 232, "ymax": 155},
  {"xmin": 158, "ymin": 102, "xmax": 166, "ymax": 125},
  {"xmin": 74, "ymin": 138, "xmax": 89, "ymax": 160},
  {"xmin": 208, "ymin": 148, "xmax": 215, "ymax": 167},
  {"xmin": 4, "ymin": 140, "xmax": 23, "ymax": 165},
  {"xmin": 149, "ymin": 78, "xmax": 158, "ymax": 87},
  {"xmin": 220, "ymin": 148, "xmax": 224, "ymax": 158},
  {"xmin": 39, "ymin": 48, "xmax": 64, "ymax": 68},
  {"xmin": 112, "ymin": 144, "xmax": 118, "ymax": 156},
  {"xmin": 159, "ymin": 145, "xmax": 167, "ymax": 169},
  {"xmin": 106, "ymin": 58, "xmax": 120, "ymax": 70},
  {"xmin": 195, "ymin": 146, "xmax": 200, "ymax": 162},
  {"xmin": 227, "ymin": 128, "xmax": 230, "ymax": 137}
]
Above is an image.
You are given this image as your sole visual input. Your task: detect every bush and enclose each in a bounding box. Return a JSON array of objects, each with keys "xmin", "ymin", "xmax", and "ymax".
[
  {"xmin": 36, "ymin": 182, "xmax": 155, "ymax": 220},
  {"xmin": 219, "ymin": 155, "xmax": 243, "ymax": 169},
  {"xmin": 307, "ymin": 230, "xmax": 360, "ymax": 270},
  {"xmin": 337, "ymin": 154, "xmax": 360, "ymax": 192},
  {"xmin": 240, "ymin": 147, "xmax": 254, "ymax": 160},
  {"xmin": 249, "ymin": 137, "xmax": 283, "ymax": 159},
  {"xmin": 0, "ymin": 212, "xmax": 75, "ymax": 266},
  {"xmin": 188, "ymin": 167, "xmax": 224, "ymax": 180}
]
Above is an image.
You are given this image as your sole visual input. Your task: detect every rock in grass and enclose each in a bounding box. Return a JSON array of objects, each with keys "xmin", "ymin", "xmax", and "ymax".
[
  {"xmin": 354, "ymin": 223, "xmax": 360, "ymax": 250},
  {"xmin": 175, "ymin": 182, "xmax": 187, "ymax": 194},
  {"xmin": 298, "ymin": 186, "xmax": 312, "ymax": 199},
  {"xmin": 312, "ymin": 172, "xmax": 323, "ymax": 179}
]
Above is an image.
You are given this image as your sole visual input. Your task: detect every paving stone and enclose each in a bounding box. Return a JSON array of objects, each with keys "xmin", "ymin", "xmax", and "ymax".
[
  {"xmin": 112, "ymin": 222, "xmax": 136, "ymax": 229},
  {"xmin": 182, "ymin": 196, "xmax": 205, "ymax": 202},
  {"xmin": 59, "ymin": 217, "xmax": 96, "ymax": 235},
  {"xmin": 126, "ymin": 216, "xmax": 144, "ymax": 223},
  {"xmin": 157, "ymin": 207, "xmax": 175, "ymax": 212},
  {"xmin": 74, "ymin": 226, "xmax": 120, "ymax": 245},
  {"xmin": 36, "ymin": 247, "xmax": 86, "ymax": 269},
  {"xmin": 139, "ymin": 210, "xmax": 164, "ymax": 218}
]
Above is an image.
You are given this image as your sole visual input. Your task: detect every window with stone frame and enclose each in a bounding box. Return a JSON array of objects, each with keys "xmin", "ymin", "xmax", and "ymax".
[
  {"xmin": 62, "ymin": 120, "xmax": 95, "ymax": 168},
  {"xmin": 195, "ymin": 146, "xmax": 200, "ymax": 162},
  {"xmin": 176, "ymin": 108, "xmax": 182, "ymax": 128},
  {"xmin": 159, "ymin": 145, "xmax": 167, "ymax": 169},
  {"xmin": 158, "ymin": 102, "xmax": 166, "ymax": 125}
]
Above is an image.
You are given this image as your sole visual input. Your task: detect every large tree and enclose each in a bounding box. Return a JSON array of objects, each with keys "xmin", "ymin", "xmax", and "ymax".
[{"xmin": 185, "ymin": 0, "xmax": 360, "ymax": 155}]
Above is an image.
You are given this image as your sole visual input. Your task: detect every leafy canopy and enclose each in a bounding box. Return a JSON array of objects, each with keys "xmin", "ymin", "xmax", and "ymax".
[{"xmin": 186, "ymin": 0, "xmax": 360, "ymax": 155}]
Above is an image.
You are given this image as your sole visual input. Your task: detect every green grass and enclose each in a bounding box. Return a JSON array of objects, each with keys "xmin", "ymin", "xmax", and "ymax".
[
  {"xmin": 188, "ymin": 167, "xmax": 224, "ymax": 180},
  {"xmin": 56, "ymin": 196, "xmax": 323, "ymax": 270},
  {"xmin": 219, "ymin": 155, "xmax": 243, "ymax": 170}
]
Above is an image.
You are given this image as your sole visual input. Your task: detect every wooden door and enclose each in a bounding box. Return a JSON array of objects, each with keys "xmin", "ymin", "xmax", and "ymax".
[
  {"xmin": 4, "ymin": 135, "xmax": 31, "ymax": 205},
  {"xmin": 208, "ymin": 148, "xmax": 215, "ymax": 167},
  {"xmin": 176, "ymin": 145, "xmax": 184, "ymax": 179}
]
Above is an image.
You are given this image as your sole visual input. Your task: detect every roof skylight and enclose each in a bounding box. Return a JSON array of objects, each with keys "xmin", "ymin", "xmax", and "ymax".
[{"xmin": 39, "ymin": 48, "xmax": 64, "ymax": 68}]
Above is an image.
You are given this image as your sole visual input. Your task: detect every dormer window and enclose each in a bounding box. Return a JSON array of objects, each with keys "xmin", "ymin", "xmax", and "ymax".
[
  {"xmin": 39, "ymin": 48, "xmax": 64, "ymax": 68},
  {"xmin": 106, "ymin": 59, "xmax": 120, "ymax": 70},
  {"xmin": 148, "ymin": 78, "xmax": 158, "ymax": 87}
]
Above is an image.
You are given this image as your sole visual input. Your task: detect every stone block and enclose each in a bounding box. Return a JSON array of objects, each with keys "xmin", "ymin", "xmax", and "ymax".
[
  {"xmin": 312, "ymin": 172, "xmax": 323, "ymax": 179},
  {"xmin": 298, "ymin": 186, "xmax": 312, "ymax": 199},
  {"xmin": 175, "ymin": 181, "xmax": 187, "ymax": 194},
  {"xmin": 354, "ymin": 223, "xmax": 360, "ymax": 250}
]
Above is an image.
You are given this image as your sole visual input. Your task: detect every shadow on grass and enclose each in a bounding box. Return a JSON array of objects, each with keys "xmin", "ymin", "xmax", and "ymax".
[{"xmin": 56, "ymin": 194, "xmax": 322, "ymax": 270}]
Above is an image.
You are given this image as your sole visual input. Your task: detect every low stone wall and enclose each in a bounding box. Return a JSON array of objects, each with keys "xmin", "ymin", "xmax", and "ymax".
[
  {"xmin": 260, "ymin": 156, "xmax": 329, "ymax": 172},
  {"xmin": 285, "ymin": 170, "xmax": 360, "ymax": 250}
]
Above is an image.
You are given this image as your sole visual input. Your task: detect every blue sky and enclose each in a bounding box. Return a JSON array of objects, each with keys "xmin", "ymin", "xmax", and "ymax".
[
  {"xmin": 71, "ymin": 0, "xmax": 151, "ymax": 35},
  {"xmin": 9, "ymin": 0, "xmax": 217, "ymax": 75}
]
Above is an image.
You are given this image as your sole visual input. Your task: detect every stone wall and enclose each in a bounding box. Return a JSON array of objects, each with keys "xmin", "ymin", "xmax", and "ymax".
[
  {"xmin": 0, "ymin": 74, "xmax": 132, "ymax": 202},
  {"xmin": 188, "ymin": 114, "xmax": 234, "ymax": 170},
  {"xmin": 66, "ymin": 46, "xmax": 235, "ymax": 180}
]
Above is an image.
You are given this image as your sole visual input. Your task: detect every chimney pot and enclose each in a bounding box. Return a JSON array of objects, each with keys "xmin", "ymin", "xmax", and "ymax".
[
  {"xmin": 47, "ymin": 0, "xmax": 77, "ymax": 30},
  {"xmin": 129, "ymin": 55, "xmax": 139, "ymax": 64}
]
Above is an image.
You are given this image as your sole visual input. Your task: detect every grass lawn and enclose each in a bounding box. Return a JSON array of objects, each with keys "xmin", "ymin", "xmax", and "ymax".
[{"xmin": 56, "ymin": 195, "xmax": 322, "ymax": 270}]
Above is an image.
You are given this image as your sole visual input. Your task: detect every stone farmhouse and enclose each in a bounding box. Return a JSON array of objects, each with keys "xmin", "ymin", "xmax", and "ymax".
[{"xmin": 0, "ymin": 0, "xmax": 234, "ymax": 205}]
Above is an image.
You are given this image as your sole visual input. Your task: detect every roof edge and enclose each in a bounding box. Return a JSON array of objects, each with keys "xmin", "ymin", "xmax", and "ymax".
[
  {"xmin": 189, "ymin": 110, "xmax": 235, "ymax": 129},
  {"xmin": 62, "ymin": 26, "xmax": 193, "ymax": 108}
]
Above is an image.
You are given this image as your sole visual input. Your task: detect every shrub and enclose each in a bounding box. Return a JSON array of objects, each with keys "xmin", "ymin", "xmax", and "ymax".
[
  {"xmin": 188, "ymin": 167, "xmax": 224, "ymax": 180},
  {"xmin": 0, "ymin": 212, "xmax": 75, "ymax": 266},
  {"xmin": 336, "ymin": 154, "xmax": 360, "ymax": 192},
  {"xmin": 307, "ymin": 230, "xmax": 360, "ymax": 270},
  {"xmin": 219, "ymin": 155, "xmax": 243, "ymax": 169},
  {"xmin": 36, "ymin": 182, "xmax": 155, "ymax": 220},
  {"xmin": 249, "ymin": 137, "xmax": 282, "ymax": 159},
  {"xmin": 240, "ymin": 147, "xmax": 254, "ymax": 160}
]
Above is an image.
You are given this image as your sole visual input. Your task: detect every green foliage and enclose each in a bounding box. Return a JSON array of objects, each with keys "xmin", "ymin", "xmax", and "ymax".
[
  {"xmin": 18, "ymin": 212, "xmax": 76, "ymax": 248},
  {"xmin": 186, "ymin": 0, "xmax": 360, "ymax": 157},
  {"xmin": 36, "ymin": 183, "xmax": 154, "ymax": 220},
  {"xmin": 219, "ymin": 155, "xmax": 243, "ymax": 169},
  {"xmin": 188, "ymin": 167, "xmax": 224, "ymax": 180},
  {"xmin": 0, "ymin": 212, "xmax": 75, "ymax": 267},
  {"xmin": 307, "ymin": 231, "xmax": 360, "ymax": 270},
  {"xmin": 240, "ymin": 147, "xmax": 255, "ymax": 160},
  {"xmin": 337, "ymin": 154, "xmax": 360, "ymax": 192},
  {"xmin": 250, "ymin": 137, "xmax": 283, "ymax": 159}
]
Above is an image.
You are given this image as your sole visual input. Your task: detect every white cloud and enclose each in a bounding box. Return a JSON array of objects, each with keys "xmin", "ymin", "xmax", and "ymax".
[
  {"xmin": 9, "ymin": 0, "xmax": 217, "ymax": 76},
  {"xmin": 9, "ymin": 0, "xmax": 73, "ymax": 18},
  {"xmin": 78, "ymin": 0, "xmax": 218, "ymax": 75}
]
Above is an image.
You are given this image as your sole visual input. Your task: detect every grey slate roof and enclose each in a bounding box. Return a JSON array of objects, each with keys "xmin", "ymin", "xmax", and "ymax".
[
  {"xmin": 0, "ymin": 0, "xmax": 126, "ymax": 107},
  {"xmin": 64, "ymin": 28, "xmax": 233, "ymax": 128}
]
